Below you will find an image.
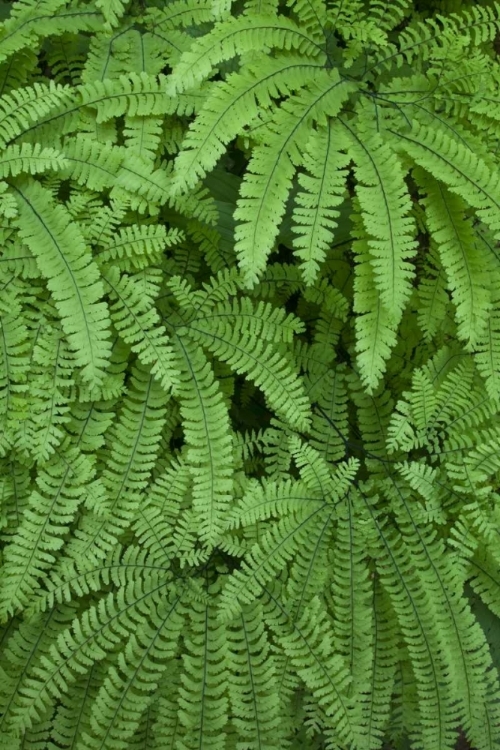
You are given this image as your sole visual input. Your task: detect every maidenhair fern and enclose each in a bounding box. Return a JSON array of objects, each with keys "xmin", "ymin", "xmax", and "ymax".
[{"xmin": 2, "ymin": 1, "xmax": 500, "ymax": 750}]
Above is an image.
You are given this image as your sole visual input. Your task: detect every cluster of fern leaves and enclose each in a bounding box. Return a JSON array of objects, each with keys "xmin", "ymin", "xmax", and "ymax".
[{"xmin": 2, "ymin": 0, "xmax": 500, "ymax": 748}]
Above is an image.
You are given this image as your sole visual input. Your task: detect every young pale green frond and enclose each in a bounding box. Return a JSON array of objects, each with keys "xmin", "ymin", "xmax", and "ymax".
[
  {"xmin": 113, "ymin": 154, "xmax": 218, "ymax": 225},
  {"xmin": 370, "ymin": 3, "xmax": 500, "ymax": 73},
  {"xmin": 11, "ymin": 178, "xmax": 112, "ymax": 390},
  {"xmin": 364, "ymin": 0, "xmax": 411, "ymax": 33},
  {"xmin": 60, "ymin": 136, "xmax": 125, "ymax": 192},
  {"xmin": 166, "ymin": 14, "xmax": 324, "ymax": 96},
  {"xmin": 0, "ymin": 1, "xmax": 101, "ymax": 65},
  {"xmin": 78, "ymin": 73, "xmax": 172, "ymax": 123},
  {"xmin": 95, "ymin": 0, "xmax": 126, "ymax": 29},
  {"xmin": 96, "ymin": 224, "xmax": 182, "ymax": 271},
  {"xmin": 344, "ymin": 117, "xmax": 417, "ymax": 321},
  {"xmin": 227, "ymin": 476, "xmax": 323, "ymax": 530},
  {"xmin": 123, "ymin": 114, "xmax": 164, "ymax": 164},
  {"xmin": 144, "ymin": 1, "xmax": 215, "ymax": 31},
  {"xmin": 188, "ymin": 267, "xmax": 245, "ymax": 311},
  {"xmin": 0, "ymin": 80, "xmax": 71, "ymax": 147},
  {"xmin": 0, "ymin": 142, "xmax": 66, "ymax": 178},
  {"xmin": 291, "ymin": 121, "xmax": 350, "ymax": 285},
  {"xmin": 188, "ymin": 295, "xmax": 305, "ymax": 343},
  {"xmin": 390, "ymin": 121, "xmax": 500, "ymax": 242}
]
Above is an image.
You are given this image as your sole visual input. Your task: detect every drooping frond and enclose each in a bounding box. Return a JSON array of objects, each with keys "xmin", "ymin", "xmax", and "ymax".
[
  {"xmin": 291, "ymin": 121, "xmax": 350, "ymax": 284},
  {"xmin": 58, "ymin": 361, "xmax": 170, "ymax": 567},
  {"xmin": 412, "ymin": 167, "xmax": 493, "ymax": 349},
  {"xmin": 176, "ymin": 588, "xmax": 230, "ymax": 750},
  {"xmin": 171, "ymin": 334, "xmax": 234, "ymax": 546},
  {"xmin": 234, "ymin": 73, "xmax": 354, "ymax": 286},
  {"xmin": 343, "ymin": 112, "xmax": 417, "ymax": 322},
  {"xmin": 11, "ymin": 177, "xmax": 111, "ymax": 390}
]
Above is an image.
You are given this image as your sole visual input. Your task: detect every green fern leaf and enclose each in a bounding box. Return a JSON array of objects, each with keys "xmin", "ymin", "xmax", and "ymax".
[{"xmin": 11, "ymin": 178, "xmax": 111, "ymax": 390}]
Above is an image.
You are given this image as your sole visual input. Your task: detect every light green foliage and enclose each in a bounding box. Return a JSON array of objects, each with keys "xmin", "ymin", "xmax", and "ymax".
[{"xmin": 1, "ymin": 1, "xmax": 500, "ymax": 750}]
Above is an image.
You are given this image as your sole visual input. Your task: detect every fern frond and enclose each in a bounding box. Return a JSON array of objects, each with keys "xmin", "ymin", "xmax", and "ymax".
[
  {"xmin": 113, "ymin": 154, "xmax": 218, "ymax": 224},
  {"xmin": 352, "ymin": 234, "xmax": 399, "ymax": 393},
  {"xmin": 474, "ymin": 288, "xmax": 500, "ymax": 403},
  {"xmin": 0, "ymin": 1, "xmax": 102, "ymax": 64},
  {"xmin": 15, "ymin": 323, "xmax": 74, "ymax": 463},
  {"xmin": 123, "ymin": 114, "xmax": 164, "ymax": 164},
  {"xmin": 166, "ymin": 14, "xmax": 325, "ymax": 96},
  {"xmin": 234, "ymin": 73, "xmax": 353, "ymax": 287},
  {"xmin": 329, "ymin": 496, "xmax": 374, "ymax": 708},
  {"xmin": 44, "ymin": 33, "xmax": 87, "ymax": 86},
  {"xmin": 227, "ymin": 600, "xmax": 284, "ymax": 749},
  {"xmin": 78, "ymin": 73, "xmax": 172, "ymax": 124},
  {"xmin": 0, "ymin": 80, "xmax": 70, "ymax": 147},
  {"xmin": 172, "ymin": 335, "xmax": 234, "ymax": 545},
  {"xmin": 218, "ymin": 501, "xmax": 332, "ymax": 620},
  {"xmin": 358, "ymin": 494, "xmax": 460, "ymax": 750},
  {"xmin": 370, "ymin": 3, "xmax": 500, "ymax": 72},
  {"xmin": 344, "ymin": 116, "xmax": 417, "ymax": 321},
  {"xmin": 169, "ymin": 55, "xmax": 326, "ymax": 195},
  {"xmin": 0, "ymin": 142, "xmax": 66, "ymax": 178},
  {"xmin": 9, "ymin": 581, "xmax": 176, "ymax": 735},
  {"xmin": 359, "ymin": 581, "xmax": 400, "ymax": 750},
  {"xmin": 0, "ymin": 603, "xmax": 77, "ymax": 738},
  {"xmin": 412, "ymin": 169, "xmax": 492, "ymax": 348},
  {"xmin": 291, "ymin": 121, "xmax": 349, "ymax": 284},
  {"xmin": 95, "ymin": 0, "xmax": 126, "ymax": 29},
  {"xmin": 97, "ymin": 224, "xmax": 182, "ymax": 271},
  {"xmin": 144, "ymin": 1, "xmax": 215, "ymax": 31},
  {"xmin": 176, "ymin": 591, "xmax": 229, "ymax": 750},
  {"xmin": 0, "ymin": 308, "xmax": 30, "ymax": 454},
  {"xmin": 0, "ymin": 443, "xmax": 103, "ymax": 619},
  {"xmin": 183, "ymin": 309, "xmax": 311, "ymax": 430},
  {"xmin": 60, "ymin": 136, "xmax": 125, "ymax": 192},
  {"xmin": 286, "ymin": 0, "xmax": 328, "ymax": 40},
  {"xmin": 11, "ymin": 178, "xmax": 111, "ymax": 390},
  {"xmin": 81, "ymin": 591, "xmax": 185, "ymax": 750},
  {"xmin": 104, "ymin": 267, "xmax": 180, "ymax": 394},
  {"xmin": 263, "ymin": 591, "xmax": 358, "ymax": 747},
  {"xmin": 59, "ymin": 362, "xmax": 170, "ymax": 566}
]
